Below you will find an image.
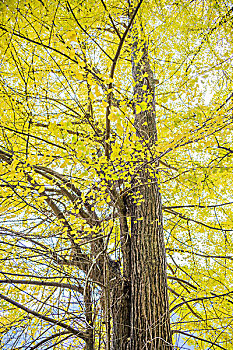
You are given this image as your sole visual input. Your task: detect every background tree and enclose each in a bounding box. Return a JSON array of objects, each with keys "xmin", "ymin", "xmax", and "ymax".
[{"xmin": 0, "ymin": 0, "xmax": 233, "ymax": 349}]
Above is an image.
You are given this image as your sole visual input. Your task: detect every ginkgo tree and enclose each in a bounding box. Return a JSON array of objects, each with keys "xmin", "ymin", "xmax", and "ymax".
[{"xmin": 0, "ymin": 0, "xmax": 233, "ymax": 349}]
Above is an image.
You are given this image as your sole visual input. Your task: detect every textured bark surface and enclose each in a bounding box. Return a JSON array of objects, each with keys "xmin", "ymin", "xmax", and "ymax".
[
  {"xmin": 109, "ymin": 28, "xmax": 173, "ymax": 350},
  {"xmin": 129, "ymin": 34, "xmax": 172, "ymax": 349},
  {"xmin": 110, "ymin": 206, "xmax": 131, "ymax": 349},
  {"xmin": 129, "ymin": 174, "xmax": 172, "ymax": 349},
  {"xmin": 111, "ymin": 278, "xmax": 131, "ymax": 349}
]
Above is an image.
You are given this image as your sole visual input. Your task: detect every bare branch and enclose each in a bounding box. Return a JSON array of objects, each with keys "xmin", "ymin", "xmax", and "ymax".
[
  {"xmin": 170, "ymin": 290, "xmax": 233, "ymax": 314},
  {"xmin": 29, "ymin": 331, "xmax": 70, "ymax": 350},
  {"xmin": 163, "ymin": 207, "xmax": 233, "ymax": 231},
  {"xmin": 167, "ymin": 248, "xmax": 233, "ymax": 261},
  {"xmin": 0, "ymin": 292, "xmax": 88, "ymax": 339},
  {"xmin": 167, "ymin": 276, "xmax": 197, "ymax": 290},
  {"xmin": 172, "ymin": 330, "xmax": 227, "ymax": 350},
  {"xmin": 0, "ymin": 279, "xmax": 84, "ymax": 294},
  {"xmin": 163, "ymin": 201, "xmax": 233, "ymax": 209}
]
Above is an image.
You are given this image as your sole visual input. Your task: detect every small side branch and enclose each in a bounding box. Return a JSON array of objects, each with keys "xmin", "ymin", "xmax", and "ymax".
[
  {"xmin": 172, "ymin": 330, "xmax": 227, "ymax": 350},
  {"xmin": 0, "ymin": 279, "xmax": 84, "ymax": 294},
  {"xmin": 170, "ymin": 290, "xmax": 233, "ymax": 313},
  {"xmin": 0, "ymin": 292, "xmax": 88, "ymax": 339},
  {"xmin": 30, "ymin": 331, "xmax": 70, "ymax": 350},
  {"xmin": 105, "ymin": 0, "xmax": 144, "ymax": 158},
  {"xmin": 163, "ymin": 207, "xmax": 233, "ymax": 231}
]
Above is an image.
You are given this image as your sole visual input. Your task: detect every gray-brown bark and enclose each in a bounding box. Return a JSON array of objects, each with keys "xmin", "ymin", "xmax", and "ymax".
[
  {"xmin": 130, "ymin": 32, "xmax": 172, "ymax": 350},
  {"xmin": 110, "ymin": 30, "xmax": 173, "ymax": 350},
  {"xmin": 111, "ymin": 277, "xmax": 131, "ymax": 349},
  {"xmin": 129, "ymin": 173, "xmax": 172, "ymax": 349}
]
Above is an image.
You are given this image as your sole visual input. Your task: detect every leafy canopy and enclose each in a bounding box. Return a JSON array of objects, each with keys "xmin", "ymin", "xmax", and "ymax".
[{"xmin": 0, "ymin": 0, "xmax": 233, "ymax": 349}]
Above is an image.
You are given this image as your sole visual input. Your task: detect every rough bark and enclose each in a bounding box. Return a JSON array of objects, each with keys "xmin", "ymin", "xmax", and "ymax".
[
  {"xmin": 129, "ymin": 173, "xmax": 172, "ymax": 349},
  {"xmin": 111, "ymin": 277, "xmax": 131, "ymax": 349},
  {"xmin": 110, "ymin": 207, "xmax": 131, "ymax": 349},
  {"xmin": 110, "ymin": 30, "xmax": 172, "ymax": 349},
  {"xmin": 129, "ymin": 32, "xmax": 172, "ymax": 350}
]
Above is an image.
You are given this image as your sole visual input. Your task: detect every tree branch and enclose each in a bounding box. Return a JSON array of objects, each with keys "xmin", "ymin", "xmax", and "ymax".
[
  {"xmin": 66, "ymin": 1, "xmax": 114, "ymax": 61},
  {"xmin": 30, "ymin": 331, "xmax": 70, "ymax": 350},
  {"xmin": 0, "ymin": 125, "xmax": 66, "ymax": 150},
  {"xmin": 170, "ymin": 290, "xmax": 233, "ymax": 314},
  {"xmin": 0, "ymin": 292, "xmax": 88, "ymax": 339},
  {"xmin": 34, "ymin": 165, "xmax": 98, "ymax": 223},
  {"xmin": 0, "ymin": 279, "xmax": 84, "ymax": 294},
  {"xmin": 172, "ymin": 330, "xmax": 227, "ymax": 350},
  {"xmin": 167, "ymin": 276, "xmax": 197, "ymax": 290},
  {"xmin": 168, "ymin": 287, "xmax": 202, "ymax": 320},
  {"xmin": 105, "ymin": 0, "xmax": 144, "ymax": 158},
  {"xmin": 164, "ymin": 207, "xmax": 233, "ymax": 231},
  {"xmin": 163, "ymin": 201, "xmax": 233, "ymax": 209},
  {"xmin": 167, "ymin": 248, "xmax": 233, "ymax": 261}
]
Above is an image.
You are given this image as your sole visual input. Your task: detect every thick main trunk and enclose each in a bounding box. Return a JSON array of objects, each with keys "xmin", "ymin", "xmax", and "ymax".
[
  {"xmin": 130, "ymin": 33, "xmax": 172, "ymax": 350},
  {"xmin": 111, "ymin": 175, "xmax": 172, "ymax": 350},
  {"xmin": 130, "ymin": 173, "xmax": 172, "ymax": 349},
  {"xmin": 128, "ymin": 35, "xmax": 173, "ymax": 349},
  {"xmin": 110, "ymin": 28, "xmax": 172, "ymax": 350}
]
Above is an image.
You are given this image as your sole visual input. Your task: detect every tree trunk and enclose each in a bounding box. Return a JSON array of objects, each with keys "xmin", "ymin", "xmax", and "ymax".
[
  {"xmin": 110, "ymin": 28, "xmax": 172, "ymax": 350},
  {"xmin": 129, "ymin": 172, "xmax": 172, "ymax": 349},
  {"xmin": 111, "ymin": 278, "xmax": 131, "ymax": 349},
  {"xmin": 129, "ymin": 33, "xmax": 173, "ymax": 350}
]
